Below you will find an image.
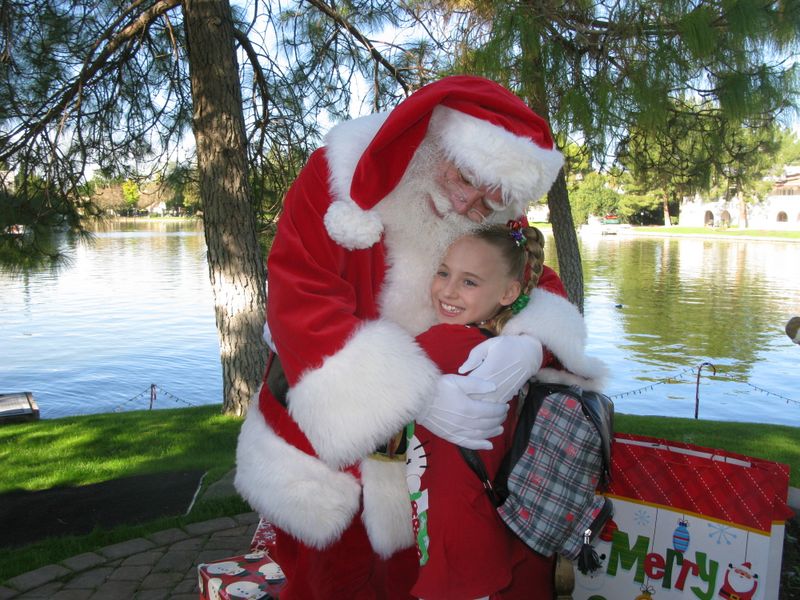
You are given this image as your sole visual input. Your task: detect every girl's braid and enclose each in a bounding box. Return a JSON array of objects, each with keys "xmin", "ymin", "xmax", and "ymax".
[
  {"xmin": 522, "ymin": 225, "xmax": 545, "ymax": 296},
  {"xmin": 477, "ymin": 224, "xmax": 546, "ymax": 335}
]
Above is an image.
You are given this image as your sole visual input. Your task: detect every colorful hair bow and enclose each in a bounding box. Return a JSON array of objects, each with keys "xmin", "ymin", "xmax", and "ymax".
[
  {"xmin": 507, "ymin": 215, "xmax": 530, "ymax": 229},
  {"xmin": 506, "ymin": 217, "xmax": 529, "ymax": 248}
]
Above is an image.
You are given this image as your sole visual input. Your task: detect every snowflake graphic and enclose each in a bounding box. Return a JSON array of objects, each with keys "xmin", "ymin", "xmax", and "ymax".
[
  {"xmin": 707, "ymin": 522, "xmax": 737, "ymax": 545},
  {"xmin": 633, "ymin": 509, "xmax": 651, "ymax": 527}
]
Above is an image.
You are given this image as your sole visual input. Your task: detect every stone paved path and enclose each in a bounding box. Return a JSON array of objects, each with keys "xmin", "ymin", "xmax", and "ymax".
[{"xmin": 0, "ymin": 512, "xmax": 259, "ymax": 600}]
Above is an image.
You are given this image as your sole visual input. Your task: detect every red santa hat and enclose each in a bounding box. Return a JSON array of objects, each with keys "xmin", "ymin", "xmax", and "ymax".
[{"xmin": 323, "ymin": 75, "xmax": 564, "ymax": 249}]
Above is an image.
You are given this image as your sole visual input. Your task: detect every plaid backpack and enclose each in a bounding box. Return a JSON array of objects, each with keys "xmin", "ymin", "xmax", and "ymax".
[{"xmin": 460, "ymin": 382, "xmax": 614, "ymax": 574}]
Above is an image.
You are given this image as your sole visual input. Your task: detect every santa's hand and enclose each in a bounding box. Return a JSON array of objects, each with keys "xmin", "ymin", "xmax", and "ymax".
[
  {"xmin": 417, "ymin": 374, "xmax": 508, "ymax": 450},
  {"xmin": 458, "ymin": 335, "xmax": 543, "ymax": 404}
]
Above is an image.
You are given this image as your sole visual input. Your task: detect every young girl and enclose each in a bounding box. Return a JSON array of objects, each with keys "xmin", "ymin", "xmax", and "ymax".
[{"xmin": 408, "ymin": 220, "xmax": 554, "ymax": 600}]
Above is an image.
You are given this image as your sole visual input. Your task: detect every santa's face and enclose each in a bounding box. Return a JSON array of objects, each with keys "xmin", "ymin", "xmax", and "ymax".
[
  {"xmin": 430, "ymin": 158, "xmax": 506, "ymax": 223},
  {"xmin": 431, "ymin": 236, "xmax": 521, "ymax": 325}
]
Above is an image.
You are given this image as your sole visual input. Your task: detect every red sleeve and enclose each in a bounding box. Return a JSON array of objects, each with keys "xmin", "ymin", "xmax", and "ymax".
[
  {"xmin": 537, "ymin": 264, "xmax": 567, "ymax": 299},
  {"xmin": 266, "ymin": 149, "xmax": 383, "ymax": 385},
  {"xmin": 416, "ymin": 324, "xmax": 489, "ymax": 375},
  {"xmin": 535, "ymin": 265, "xmax": 566, "ymax": 369}
]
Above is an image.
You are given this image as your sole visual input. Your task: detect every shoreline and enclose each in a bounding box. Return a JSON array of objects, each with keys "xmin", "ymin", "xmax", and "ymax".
[{"xmin": 615, "ymin": 227, "xmax": 800, "ymax": 243}]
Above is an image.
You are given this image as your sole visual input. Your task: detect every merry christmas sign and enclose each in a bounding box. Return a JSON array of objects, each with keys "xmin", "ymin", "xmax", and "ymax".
[{"xmin": 574, "ymin": 434, "xmax": 792, "ymax": 600}]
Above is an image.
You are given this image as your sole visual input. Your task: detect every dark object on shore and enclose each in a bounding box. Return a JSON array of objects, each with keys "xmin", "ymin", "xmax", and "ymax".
[
  {"xmin": 0, "ymin": 470, "xmax": 205, "ymax": 548},
  {"xmin": 0, "ymin": 392, "xmax": 39, "ymax": 424},
  {"xmin": 780, "ymin": 516, "xmax": 800, "ymax": 599},
  {"xmin": 787, "ymin": 317, "xmax": 800, "ymax": 345}
]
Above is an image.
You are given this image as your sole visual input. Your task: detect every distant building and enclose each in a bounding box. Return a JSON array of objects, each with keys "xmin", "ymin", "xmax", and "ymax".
[
  {"xmin": 679, "ymin": 167, "xmax": 800, "ymax": 229},
  {"xmin": 527, "ymin": 202, "xmax": 550, "ymax": 223}
]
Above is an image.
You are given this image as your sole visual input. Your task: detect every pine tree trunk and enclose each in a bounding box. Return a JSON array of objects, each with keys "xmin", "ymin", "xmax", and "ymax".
[
  {"xmin": 663, "ymin": 192, "xmax": 672, "ymax": 227},
  {"xmin": 547, "ymin": 168, "xmax": 584, "ymax": 314},
  {"xmin": 520, "ymin": 59, "xmax": 584, "ymax": 315},
  {"xmin": 738, "ymin": 194, "xmax": 749, "ymax": 228},
  {"xmin": 183, "ymin": 0, "xmax": 268, "ymax": 416}
]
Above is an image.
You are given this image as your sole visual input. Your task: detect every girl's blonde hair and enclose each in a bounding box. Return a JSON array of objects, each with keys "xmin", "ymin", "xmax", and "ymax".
[{"xmin": 470, "ymin": 222, "xmax": 545, "ymax": 335}]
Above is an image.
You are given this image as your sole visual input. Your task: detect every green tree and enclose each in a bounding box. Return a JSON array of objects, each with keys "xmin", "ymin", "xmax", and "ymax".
[
  {"xmin": 0, "ymin": 1, "xmax": 433, "ymax": 414},
  {"xmin": 0, "ymin": 0, "xmax": 270, "ymax": 415},
  {"xmin": 562, "ymin": 141, "xmax": 592, "ymax": 192},
  {"xmin": 121, "ymin": 179, "xmax": 140, "ymax": 215},
  {"xmin": 162, "ymin": 164, "xmax": 200, "ymax": 215},
  {"xmin": 709, "ymin": 122, "xmax": 781, "ymax": 227},
  {"xmin": 775, "ymin": 128, "xmax": 800, "ymax": 166},
  {"xmin": 620, "ymin": 102, "xmax": 716, "ymax": 225},
  {"xmin": 569, "ymin": 172, "xmax": 621, "ymax": 226},
  {"xmin": 418, "ymin": 0, "xmax": 799, "ymax": 310}
]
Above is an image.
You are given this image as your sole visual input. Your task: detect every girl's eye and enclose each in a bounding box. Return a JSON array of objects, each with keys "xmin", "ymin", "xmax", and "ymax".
[
  {"xmin": 436, "ymin": 270, "xmax": 448, "ymax": 278},
  {"xmin": 464, "ymin": 279, "xmax": 477, "ymax": 287}
]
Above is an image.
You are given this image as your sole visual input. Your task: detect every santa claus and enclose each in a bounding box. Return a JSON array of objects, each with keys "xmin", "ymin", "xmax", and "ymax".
[{"xmin": 234, "ymin": 75, "xmax": 606, "ymax": 598}]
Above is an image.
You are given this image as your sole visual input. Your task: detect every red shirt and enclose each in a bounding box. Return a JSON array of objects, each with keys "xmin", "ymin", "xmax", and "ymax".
[{"xmin": 410, "ymin": 324, "xmax": 532, "ymax": 599}]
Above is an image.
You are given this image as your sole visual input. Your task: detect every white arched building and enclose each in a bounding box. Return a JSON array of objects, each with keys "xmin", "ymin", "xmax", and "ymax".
[{"xmin": 679, "ymin": 167, "xmax": 800, "ymax": 230}]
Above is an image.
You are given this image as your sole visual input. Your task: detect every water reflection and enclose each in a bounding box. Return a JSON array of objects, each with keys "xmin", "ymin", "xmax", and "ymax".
[{"xmin": 567, "ymin": 234, "xmax": 800, "ymax": 425}]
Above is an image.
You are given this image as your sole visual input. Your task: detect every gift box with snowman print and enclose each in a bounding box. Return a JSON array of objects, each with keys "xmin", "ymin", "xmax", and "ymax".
[{"xmin": 197, "ymin": 551, "xmax": 286, "ymax": 600}]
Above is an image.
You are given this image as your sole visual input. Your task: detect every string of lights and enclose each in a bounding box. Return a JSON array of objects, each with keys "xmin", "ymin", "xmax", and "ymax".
[
  {"xmin": 610, "ymin": 363, "xmax": 798, "ymax": 408},
  {"xmin": 113, "ymin": 384, "xmax": 197, "ymax": 412}
]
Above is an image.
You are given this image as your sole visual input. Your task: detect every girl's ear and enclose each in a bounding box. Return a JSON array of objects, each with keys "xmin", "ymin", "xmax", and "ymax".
[{"xmin": 499, "ymin": 280, "xmax": 522, "ymax": 307}]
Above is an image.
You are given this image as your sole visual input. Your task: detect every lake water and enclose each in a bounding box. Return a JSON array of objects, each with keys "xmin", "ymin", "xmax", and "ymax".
[
  {"xmin": 2, "ymin": 221, "xmax": 799, "ymax": 426},
  {"xmin": 1, "ymin": 220, "xmax": 223, "ymax": 418}
]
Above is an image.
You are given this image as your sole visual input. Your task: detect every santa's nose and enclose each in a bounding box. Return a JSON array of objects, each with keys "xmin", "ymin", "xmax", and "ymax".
[{"xmin": 451, "ymin": 188, "xmax": 492, "ymax": 222}]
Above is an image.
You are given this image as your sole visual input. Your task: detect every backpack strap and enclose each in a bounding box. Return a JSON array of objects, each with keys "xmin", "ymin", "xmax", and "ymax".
[
  {"xmin": 458, "ymin": 446, "xmax": 503, "ymax": 507},
  {"xmin": 458, "ymin": 381, "xmax": 556, "ymax": 507}
]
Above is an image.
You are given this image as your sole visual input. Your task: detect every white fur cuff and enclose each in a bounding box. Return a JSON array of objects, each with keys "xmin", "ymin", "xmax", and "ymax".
[
  {"xmin": 288, "ymin": 319, "xmax": 440, "ymax": 469},
  {"xmin": 504, "ymin": 289, "xmax": 608, "ymax": 390},
  {"xmin": 234, "ymin": 409, "xmax": 361, "ymax": 549},
  {"xmin": 361, "ymin": 458, "xmax": 415, "ymax": 558}
]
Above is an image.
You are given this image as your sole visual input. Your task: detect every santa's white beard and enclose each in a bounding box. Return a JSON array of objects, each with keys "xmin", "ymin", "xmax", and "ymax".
[{"xmin": 375, "ymin": 150, "xmax": 475, "ymax": 335}]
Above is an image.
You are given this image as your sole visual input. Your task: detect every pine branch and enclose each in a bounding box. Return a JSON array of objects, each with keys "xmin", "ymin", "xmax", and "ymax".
[
  {"xmin": 303, "ymin": 0, "xmax": 409, "ymax": 95},
  {"xmin": 232, "ymin": 26, "xmax": 272, "ymax": 129},
  {"xmin": 0, "ymin": 0, "xmax": 182, "ymax": 162}
]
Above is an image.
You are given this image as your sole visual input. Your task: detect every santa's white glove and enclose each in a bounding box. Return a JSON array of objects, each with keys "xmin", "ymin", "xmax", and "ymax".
[
  {"xmin": 417, "ymin": 374, "xmax": 509, "ymax": 450},
  {"xmin": 458, "ymin": 335, "xmax": 544, "ymax": 404}
]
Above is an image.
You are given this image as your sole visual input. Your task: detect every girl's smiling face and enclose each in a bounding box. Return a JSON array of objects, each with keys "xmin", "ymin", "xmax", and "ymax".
[{"xmin": 431, "ymin": 236, "xmax": 521, "ymax": 326}]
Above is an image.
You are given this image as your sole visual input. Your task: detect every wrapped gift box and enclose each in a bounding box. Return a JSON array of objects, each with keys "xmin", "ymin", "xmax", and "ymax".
[
  {"xmin": 250, "ymin": 517, "xmax": 277, "ymax": 553},
  {"xmin": 573, "ymin": 434, "xmax": 792, "ymax": 600},
  {"xmin": 198, "ymin": 551, "xmax": 286, "ymax": 600}
]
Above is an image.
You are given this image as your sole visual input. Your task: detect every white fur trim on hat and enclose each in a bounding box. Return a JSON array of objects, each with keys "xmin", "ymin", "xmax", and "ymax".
[
  {"xmin": 234, "ymin": 406, "xmax": 361, "ymax": 549},
  {"xmin": 430, "ymin": 106, "xmax": 564, "ymax": 213},
  {"xmin": 361, "ymin": 457, "xmax": 415, "ymax": 558},
  {"xmin": 323, "ymin": 112, "xmax": 389, "ymax": 249},
  {"xmin": 288, "ymin": 318, "xmax": 440, "ymax": 469},
  {"xmin": 323, "ymin": 198, "xmax": 384, "ymax": 250},
  {"xmin": 503, "ymin": 289, "xmax": 608, "ymax": 391}
]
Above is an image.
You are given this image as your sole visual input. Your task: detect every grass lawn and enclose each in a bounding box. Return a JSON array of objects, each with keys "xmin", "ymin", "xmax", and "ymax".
[
  {"xmin": 531, "ymin": 221, "xmax": 800, "ymax": 240},
  {"xmin": 1, "ymin": 405, "xmax": 798, "ymax": 583},
  {"xmin": 632, "ymin": 226, "xmax": 800, "ymax": 239},
  {"xmin": 0, "ymin": 405, "xmax": 249, "ymax": 582},
  {"xmin": 0, "ymin": 404, "xmax": 241, "ymax": 493}
]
